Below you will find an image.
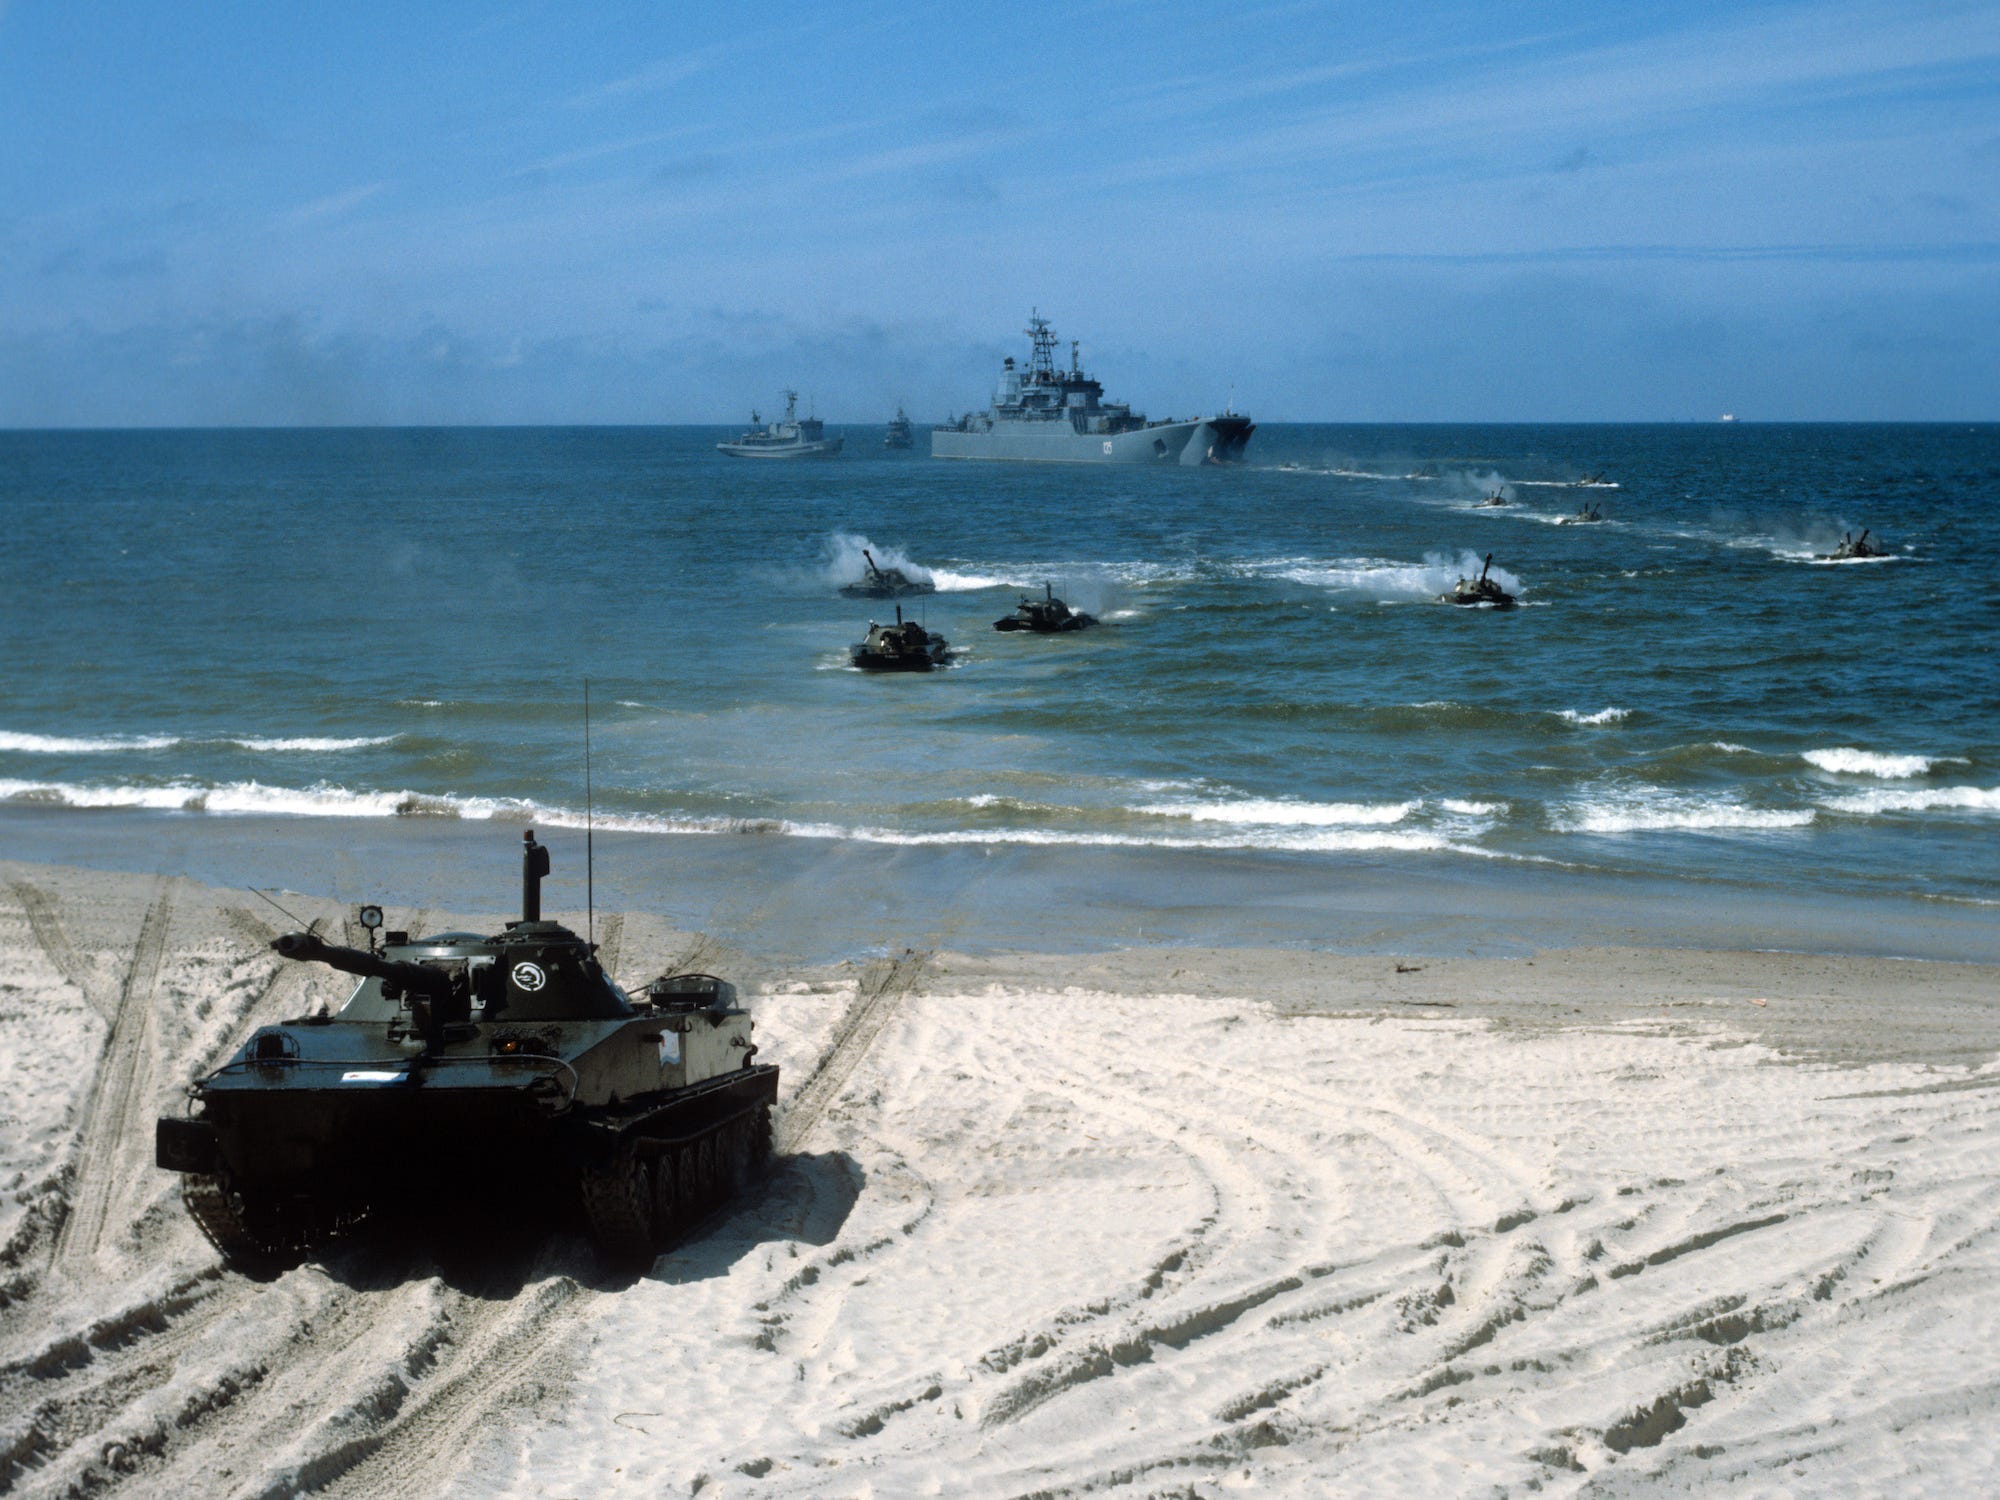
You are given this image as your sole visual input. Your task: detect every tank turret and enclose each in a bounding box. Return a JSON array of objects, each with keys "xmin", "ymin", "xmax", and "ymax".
[
  {"xmin": 155, "ymin": 830, "xmax": 778, "ymax": 1271},
  {"xmin": 993, "ymin": 582, "xmax": 1097, "ymax": 633}
]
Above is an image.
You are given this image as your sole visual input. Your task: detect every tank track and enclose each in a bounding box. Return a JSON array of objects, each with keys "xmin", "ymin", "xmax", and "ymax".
[
  {"xmin": 581, "ymin": 1103, "xmax": 773, "ymax": 1269},
  {"xmin": 183, "ymin": 1173, "xmax": 363, "ymax": 1272}
]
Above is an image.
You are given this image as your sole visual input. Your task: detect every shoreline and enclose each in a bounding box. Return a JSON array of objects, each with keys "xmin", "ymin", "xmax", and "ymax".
[{"xmin": 3, "ymin": 803, "xmax": 1997, "ymax": 968}]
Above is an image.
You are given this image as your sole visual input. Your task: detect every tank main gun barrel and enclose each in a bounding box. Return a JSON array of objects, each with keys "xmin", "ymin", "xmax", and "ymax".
[
  {"xmin": 1480, "ymin": 553, "xmax": 1493, "ymax": 583},
  {"xmin": 271, "ymin": 931, "xmax": 453, "ymax": 1001},
  {"xmin": 861, "ymin": 548, "xmax": 883, "ymax": 579}
]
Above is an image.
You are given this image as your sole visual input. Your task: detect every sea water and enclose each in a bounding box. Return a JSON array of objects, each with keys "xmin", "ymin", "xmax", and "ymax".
[{"xmin": 1, "ymin": 423, "xmax": 1994, "ymax": 926}]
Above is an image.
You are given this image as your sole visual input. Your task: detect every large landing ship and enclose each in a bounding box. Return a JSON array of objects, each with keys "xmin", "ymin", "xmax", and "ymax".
[{"xmin": 933, "ymin": 313, "xmax": 1253, "ymax": 465}]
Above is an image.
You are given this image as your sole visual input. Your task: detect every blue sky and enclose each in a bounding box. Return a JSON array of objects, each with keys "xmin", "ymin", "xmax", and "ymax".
[{"xmin": 2, "ymin": 0, "xmax": 1995, "ymax": 424}]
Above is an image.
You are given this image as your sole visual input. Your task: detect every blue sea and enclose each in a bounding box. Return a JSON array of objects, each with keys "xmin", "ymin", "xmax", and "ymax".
[{"xmin": 1, "ymin": 423, "xmax": 1995, "ymax": 950}]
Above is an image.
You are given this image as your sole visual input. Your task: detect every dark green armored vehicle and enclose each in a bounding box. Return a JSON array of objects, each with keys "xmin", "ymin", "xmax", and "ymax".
[
  {"xmin": 155, "ymin": 831, "xmax": 778, "ymax": 1270},
  {"xmin": 993, "ymin": 583, "xmax": 1095, "ymax": 633},
  {"xmin": 1440, "ymin": 553, "xmax": 1517, "ymax": 609},
  {"xmin": 851, "ymin": 605, "xmax": 950, "ymax": 670},
  {"xmin": 840, "ymin": 547, "xmax": 935, "ymax": 599}
]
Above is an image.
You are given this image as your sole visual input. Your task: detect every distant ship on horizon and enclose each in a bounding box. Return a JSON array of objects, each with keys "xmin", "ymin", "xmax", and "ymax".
[
  {"xmin": 884, "ymin": 405, "xmax": 915, "ymax": 450},
  {"xmin": 717, "ymin": 390, "xmax": 843, "ymax": 459},
  {"xmin": 933, "ymin": 312, "xmax": 1253, "ymax": 465}
]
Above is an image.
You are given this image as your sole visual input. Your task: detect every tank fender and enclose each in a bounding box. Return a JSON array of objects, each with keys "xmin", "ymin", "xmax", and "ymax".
[{"xmin": 157, "ymin": 1116, "xmax": 220, "ymax": 1174}]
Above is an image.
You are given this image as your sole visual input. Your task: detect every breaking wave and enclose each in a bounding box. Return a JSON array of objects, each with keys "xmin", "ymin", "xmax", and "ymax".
[
  {"xmin": 1820, "ymin": 785, "xmax": 2000, "ymax": 816},
  {"xmin": 1556, "ymin": 708, "xmax": 1631, "ymax": 726},
  {"xmin": 1802, "ymin": 747, "xmax": 1961, "ymax": 779},
  {"xmin": 0, "ymin": 731, "xmax": 395, "ymax": 754},
  {"xmin": 1553, "ymin": 788, "xmax": 1816, "ymax": 833}
]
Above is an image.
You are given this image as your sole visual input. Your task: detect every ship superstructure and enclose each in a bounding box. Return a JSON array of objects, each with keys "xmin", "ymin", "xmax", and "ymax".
[
  {"xmin": 718, "ymin": 391, "xmax": 843, "ymax": 459},
  {"xmin": 933, "ymin": 313, "xmax": 1252, "ymax": 465}
]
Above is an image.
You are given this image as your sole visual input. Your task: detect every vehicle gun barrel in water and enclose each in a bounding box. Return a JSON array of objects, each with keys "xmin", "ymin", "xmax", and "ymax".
[{"xmin": 270, "ymin": 930, "xmax": 454, "ymax": 1001}]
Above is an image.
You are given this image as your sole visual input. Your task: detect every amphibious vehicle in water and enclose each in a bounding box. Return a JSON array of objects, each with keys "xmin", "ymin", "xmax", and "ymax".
[
  {"xmin": 993, "ymin": 583, "xmax": 1096, "ymax": 633},
  {"xmin": 1441, "ymin": 554, "xmax": 1517, "ymax": 608},
  {"xmin": 1822, "ymin": 529, "xmax": 1889, "ymax": 560},
  {"xmin": 852, "ymin": 606, "xmax": 949, "ymax": 670},
  {"xmin": 156, "ymin": 831, "xmax": 778, "ymax": 1270},
  {"xmin": 840, "ymin": 547, "xmax": 935, "ymax": 599},
  {"xmin": 933, "ymin": 311, "xmax": 1253, "ymax": 465},
  {"xmin": 1556, "ymin": 502, "xmax": 1605, "ymax": 525}
]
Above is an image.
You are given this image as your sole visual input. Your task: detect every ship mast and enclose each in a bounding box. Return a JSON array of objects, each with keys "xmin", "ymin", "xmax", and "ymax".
[{"xmin": 1025, "ymin": 310, "xmax": 1059, "ymax": 386}]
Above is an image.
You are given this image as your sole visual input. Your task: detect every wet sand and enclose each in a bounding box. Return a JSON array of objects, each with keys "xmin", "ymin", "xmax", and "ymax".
[{"xmin": 2, "ymin": 846, "xmax": 1997, "ymax": 1496}]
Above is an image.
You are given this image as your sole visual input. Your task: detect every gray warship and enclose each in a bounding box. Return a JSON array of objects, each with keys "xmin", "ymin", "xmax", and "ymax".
[
  {"xmin": 933, "ymin": 312, "xmax": 1253, "ymax": 465},
  {"xmin": 718, "ymin": 390, "xmax": 843, "ymax": 459}
]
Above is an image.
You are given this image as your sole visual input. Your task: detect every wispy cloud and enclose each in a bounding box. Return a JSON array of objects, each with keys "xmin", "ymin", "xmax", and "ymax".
[
  {"xmin": 518, "ymin": 126, "xmax": 708, "ymax": 177},
  {"xmin": 565, "ymin": 42, "xmax": 731, "ymax": 108},
  {"xmin": 283, "ymin": 183, "xmax": 385, "ymax": 226}
]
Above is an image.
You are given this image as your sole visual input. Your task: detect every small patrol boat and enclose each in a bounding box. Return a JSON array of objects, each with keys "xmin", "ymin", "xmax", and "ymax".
[{"xmin": 718, "ymin": 390, "xmax": 842, "ymax": 458}]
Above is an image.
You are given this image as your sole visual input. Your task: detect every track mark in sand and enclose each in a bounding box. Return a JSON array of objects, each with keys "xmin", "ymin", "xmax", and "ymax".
[
  {"xmin": 777, "ymin": 949, "xmax": 930, "ymax": 1153},
  {"xmin": 52, "ymin": 888, "xmax": 174, "ymax": 1275},
  {"xmin": 306, "ymin": 1279, "xmax": 585, "ymax": 1500},
  {"xmin": 8, "ymin": 881, "xmax": 110, "ymax": 1021}
]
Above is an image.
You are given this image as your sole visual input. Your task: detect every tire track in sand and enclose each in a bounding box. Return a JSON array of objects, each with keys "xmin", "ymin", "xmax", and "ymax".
[
  {"xmin": 7, "ymin": 881, "xmax": 112, "ymax": 1022},
  {"xmin": 776, "ymin": 950, "xmax": 930, "ymax": 1154},
  {"xmin": 52, "ymin": 887, "xmax": 174, "ymax": 1275}
]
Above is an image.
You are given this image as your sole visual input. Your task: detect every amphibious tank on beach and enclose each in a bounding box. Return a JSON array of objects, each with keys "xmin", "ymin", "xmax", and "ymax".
[
  {"xmin": 852, "ymin": 606, "xmax": 949, "ymax": 670},
  {"xmin": 993, "ymin": 583, "xmax": 1096, "ymax": 633},
  {"xmin": 839, "ymin": 547, "xmax": 935, "ymax": 599},
  {"xmin": 1822, "ymin": 529, "xmax": 1888, "ymax": 560},
  {"xmin": 155, "ymin": 831, "xmax": 778, "ymax": 1270},
  {"xmin": 1441, "ymin": 554, "xmax": 1517, "ymax": 608}
]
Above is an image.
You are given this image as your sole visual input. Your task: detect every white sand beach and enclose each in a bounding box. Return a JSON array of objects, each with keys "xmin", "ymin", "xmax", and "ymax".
[{"xmin": 2, "ymin": 857, "xmax": 1998, "ymax": 1497}]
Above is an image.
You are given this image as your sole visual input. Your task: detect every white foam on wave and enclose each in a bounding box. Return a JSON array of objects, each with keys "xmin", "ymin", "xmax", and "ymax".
[
  {"xmin": 1139, "ymin": 796, "xmax": 1419, "ymax": 827},
  {"xmin": 1555, "ymin": 708, "xmax": 1630, "ymax": 726},
  {"xmin": 1821, "ymin": 785, "xmax": 2000, "ymax": 816},
  {"xmin": 0, "ymin": 776, "xmax": 1517, "ymax": 859},
  {"xmin": 1554, "ymin": 788, "xmax": 1815, "ymax": 834},
  {"xmin": 1439, "ymin": 798, "xmax": 1508, "ymax": 816},
  {"xmin": 1802, "ymin": 747, "xmax": 1959, "ymax": 779},
  {"xmin": 1, "ymin": 730, "xmax": 393, "ymax": 754},
  {"xmin": 226, "ymin": 736, "xmax": 396, "ymax": 752},
  {"xmin": 1710, "ymin": 741, "xmax": 1755, "ymax": 754},
  {"xmin": 1281, "ymin": 550, "xmax": 1523, "ymax": 600},
  {"xmin": 0, "ymin": 732, "xmax": 180, "ymax": 753}
]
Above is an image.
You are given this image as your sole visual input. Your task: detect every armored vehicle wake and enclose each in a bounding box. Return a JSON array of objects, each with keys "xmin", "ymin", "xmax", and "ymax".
[
  {"xmin": 1441, "ymin": 554, "xmax": 1517, "ymax": 609},
  {"xmin": 155, "ymin": 831, "xmax": 778, "ymax": 1270},
  {"xmin": 852, "ymin": 606, "xmax": 949, "ymax": 670},
  {"xmin": 993, "ymin": 583, "xmax": 1096, "ymax": 633},
  {"xmin": 840, "ymin": 547, "xmax": 935, "ymax": 599},
  {"xmin": 1823, "ymin": 528, "xmax": 1888, "ymax": 560}
]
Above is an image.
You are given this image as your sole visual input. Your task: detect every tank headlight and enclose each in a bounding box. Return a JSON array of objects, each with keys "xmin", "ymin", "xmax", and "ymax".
[
  {"xmin": 358, "ymin": 905, "xmax": 384, "ymax": 931},
  {"xmin": 496, "ymin": 1038, "xmax": 522, "ymax": 1055}
]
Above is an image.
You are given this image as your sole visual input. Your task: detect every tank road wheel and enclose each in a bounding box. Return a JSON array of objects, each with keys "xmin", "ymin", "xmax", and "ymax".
[
  {"xmin": 747, "ymin": 1104, "xmax": 773, "ymax": 1172},
  {"xmin": 581, "ymin": 1145, "xmax": 655, "ymax": 1271},
  {"xmin": 182, "ymin": 1174, "xmax": 307, "ymax": 1273}
]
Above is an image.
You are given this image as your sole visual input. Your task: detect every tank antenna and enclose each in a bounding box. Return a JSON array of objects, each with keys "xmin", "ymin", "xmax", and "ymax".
[{"xmin": 584, "ymin": 679, "xmax": 594, "ymax": 948}]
